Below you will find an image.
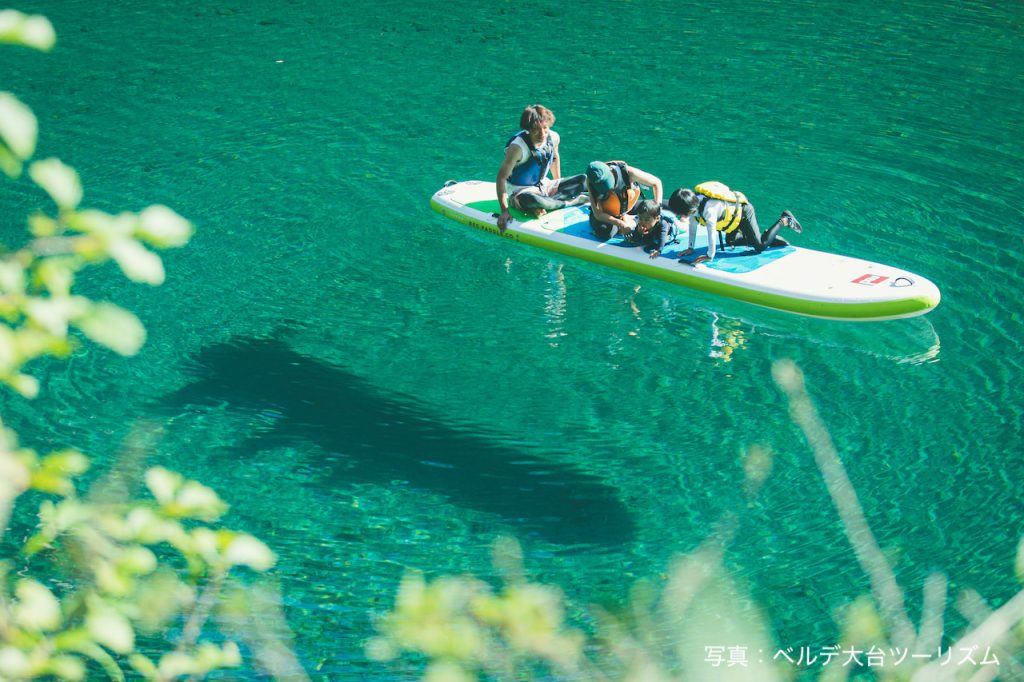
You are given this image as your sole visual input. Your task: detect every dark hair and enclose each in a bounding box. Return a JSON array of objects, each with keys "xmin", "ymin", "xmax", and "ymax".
[
  {"xmin": 520, "ymin": 104, "xmax": 555, "ymax": 131},
  {"xmin": 668, "ymin": 187, "xmax": 699, "ymax": 216},
  {"xmin": 637, "ymin": 199, "xmax": 661, "ymax": 219}
]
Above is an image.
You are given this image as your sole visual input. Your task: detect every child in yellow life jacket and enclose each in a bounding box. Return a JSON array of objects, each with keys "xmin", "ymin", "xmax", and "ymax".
[
  {"xmin": 668, "ymin": 183, "xmax": 802, "ymax": 265},
  {"xmin": 585, "ymin": 161, "xmax": 663, "ymax": 241}
]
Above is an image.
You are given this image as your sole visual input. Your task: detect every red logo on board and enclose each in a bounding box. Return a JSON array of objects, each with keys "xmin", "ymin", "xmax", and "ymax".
[{"xmin": 851, "ymin": 274, "xmax": 889, "ymax": 285}]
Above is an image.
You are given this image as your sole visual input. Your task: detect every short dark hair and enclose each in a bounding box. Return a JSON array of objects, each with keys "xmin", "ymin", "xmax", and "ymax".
[
  {"xmin": 668, "ymin": 187, "xmax": 699, "ymax": 216},
  {"xmin": 520, "ymin": 104, "xmax": 555, "ymax": 131},
  {"xmin": 637, "ymin": 200, "xmax": 661, "ymax": 219}
]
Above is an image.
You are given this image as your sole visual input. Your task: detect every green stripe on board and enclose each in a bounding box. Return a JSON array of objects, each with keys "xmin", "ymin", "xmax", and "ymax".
[{"xmin": 431, "ymin": 198, "xmax": 937, "ymax": 320}]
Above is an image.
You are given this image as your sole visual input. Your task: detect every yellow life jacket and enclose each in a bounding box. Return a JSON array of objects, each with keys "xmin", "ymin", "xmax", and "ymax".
[
  {"xmin": 695, "ymin": 181, "xmax": 748, "ymax": 234},
  {"xmin": 599, "ymin": 162, "xmax": 642, "ymax": 218}
]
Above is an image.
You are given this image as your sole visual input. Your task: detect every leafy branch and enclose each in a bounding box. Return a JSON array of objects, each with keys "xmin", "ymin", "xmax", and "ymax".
[{"xmin": 1, "ymin": 11, "xmax": 304, "ymax": 680}]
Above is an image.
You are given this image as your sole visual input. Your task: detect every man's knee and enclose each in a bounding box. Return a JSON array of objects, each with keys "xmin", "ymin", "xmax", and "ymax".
[{"xmin": 511, "ymin": 190, "xmax": 540, "ymax": 210}]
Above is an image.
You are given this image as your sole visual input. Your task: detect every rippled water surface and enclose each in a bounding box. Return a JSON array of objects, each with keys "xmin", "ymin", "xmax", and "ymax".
[{"xmin": 3, "ymin": 0, "xmax": 1023, "ymax": 677}]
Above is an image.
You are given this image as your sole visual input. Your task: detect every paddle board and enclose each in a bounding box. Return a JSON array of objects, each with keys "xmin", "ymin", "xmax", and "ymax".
[{"xmin": 430, "ymin": 181, "xmax": 940, "ymax": 321}]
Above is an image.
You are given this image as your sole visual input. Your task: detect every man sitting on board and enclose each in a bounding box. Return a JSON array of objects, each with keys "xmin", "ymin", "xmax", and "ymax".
[
  {"xmin": 668, "ymin": 182, "xmax": 803, "ymax": 265},
  {"xmin": 496, "ymin": 104, "xmax": 588, "ymax": 233}
]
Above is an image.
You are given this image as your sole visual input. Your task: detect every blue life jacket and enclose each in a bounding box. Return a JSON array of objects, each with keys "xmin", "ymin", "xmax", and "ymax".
[{"xmin": 506, "ymin": 130, "xmax": 554, "ymax": 187}]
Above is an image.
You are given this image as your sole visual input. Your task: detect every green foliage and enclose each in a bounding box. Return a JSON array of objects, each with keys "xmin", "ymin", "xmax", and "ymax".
[
  {"xmin": 367, "ymin": 559, "xmax": 586, "ymax": 681},
  {"xmin": 369, "ymin": 535, "xmax": 784, "ymax": 682},
  {"xmin": 1, "ymin": 386, "xmax": 279, "ymax": 680},
  {"xmin": 0, "ymin": 10, "xmax": 55, "ymax": 52},
  {"xmin": 372, "ymin": 364, "xmax": 1024, "ymax": 681},
  {"xmin": 1, "ymin": 12, "xmax": 193, "ymax": 398},
  {"xmin": 1, "ymin": 435, "xmax": 272, "ymax": 681},
  {"xmin": 1, "ymin": 11, "xmax": 297, "ymax": 680}
]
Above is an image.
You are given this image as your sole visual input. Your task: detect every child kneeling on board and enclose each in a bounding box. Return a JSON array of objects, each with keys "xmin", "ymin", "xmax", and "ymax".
[{"xmin": 668, "ymin": 182, "xmax": 803, "ymax": 265}]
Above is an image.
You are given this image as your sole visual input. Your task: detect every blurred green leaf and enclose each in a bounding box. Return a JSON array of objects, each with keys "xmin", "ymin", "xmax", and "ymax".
[
  {"xmin": 96, "ymin": 559, "xmax": 135, "ymax": 596},
  {"xmin": 0, "ymin": 325, "xmax": 16, "ymax": 372},
  {"xmin": 0, "ymin": 91, "xmax": 37, "ymax": 161},
  {"xmin": 30, "ymin": 468, "xmax": 75, "ymax": 496},
  {"xmin": 25, "ymin": 295, "xmax": 80, "ymax": 337},
  {"xmin": 0, "ymin": 143, "xmax": 22, "ymax": 177},
  {"xmin": 73, "ymin": 301, "xmax": 146, "ymax": 356},
  {"xmin": 13, "ymin": 579, "xmax": 62, "ymax": 631},
  {"xmin": 7, "ymin": 371, "xmax": 39, "ymax": 398},
  {"xmin": 840, "ymin": 595, "xmax": 885, "ymax": 648},
  {"xmin": 173, "ymin": 480, "xmax": 228, "ymax": 521},
  {"xmin": 109, "ymin": 238, "xmax": 165, "ymax": 285},
  {"xmin": 74, "ymin": 641, "xmax": 126, "ymax": 682},
  {"xmin": 144, "ymin": 466, "xmax": 182, "ymax": 505},
  {"xmin": 53, "ymin": 627, "xmax": 92, "ymax": 651},
  {"xmin": 224, "ymin": 534, "xmax": 276, "ymax": 571},
  {"xmin": 45, "ymin": 654, "xmax": 86, "ymax": 681},
  {"xmin": 0, "ymin": 260, "xmax": 26, "ymax": 294},
  {"xmin": 195, "ymin": 641, "xmax": 242, "ymax": 671},
  {"xmin": 65, "ymin": 208, "xmax": 118, "ymax": 236},
  {"xmin": 124, "ymin": 506, "xmax": 173, "ymax": 544},
  {"xmin": 157, "ymin": 651, "xmax": 196, "ymax": 679},
  {"xmin": 27, "ymin": 498, "xmax": 93, "ymax": 552},
  {"xmin": 164, "ymin": 522, "xmax": 204, "ymax": 574},
  {"xmin": 383, "ymin": 572, "xmax": 487, "ymax": 663},
  {"xmin": 10, "ymin": 325, "xmax": 74, "ymax": 367},
  {"xmin": 0, "ymin": 10, "xmax": 56, "ymax": 51},
  {"xmin": 23, "ymin": 530, "xmax": 57, "ymax": 556},
  {"xmin": 0, "ymin": 646, "xmax": 30, "ymax": 679},
  {"xmin": 128, "ymin": 653, "xmax": 158, "ymax": 680},
  {"xmin": 133, "ymin": 570, "xmax": 194, "ymax": 632},
  {"xmin": 137, "ymin": 204, "xmax": 194, "ymax": 248},
  {"xmin": 29, "ymin": 157, "xmax": 83, "ymax": 210},
  {"xmin": 422, "ymin": 661, "xmax": 476, "ymax": 682},
  {"xmin": 365, "ymin": 637, "xmax": 396, "ymax": 663},
  {"xmin": 86, "ymin": 600, "xmax": 135, "ymax": 654},
  {"xmin": 0, "ymin": 449, "xmax": 31, "ymax": 507},
  {"xmin": 28, "ymin": 211, "xmax": 60, "ymax": 237},
  {"xmin": 41, "ymin": 448, "xmax": 89, "ymax": 476},
  {"xmin": 36, "ymin": 257, "xmax": 77, "ymax": 296},
  {"xmin": 190, "ymin": 527, "xmax": 221, "ymax": 565},
  {"xmin": 119, "ymin": 546, "xmax": 158, "ymax": 575}
]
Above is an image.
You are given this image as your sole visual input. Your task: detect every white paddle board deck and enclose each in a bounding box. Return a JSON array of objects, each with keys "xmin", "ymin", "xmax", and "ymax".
[{"xmin": 431, "ymin": 181, "xmax": 940, "ymax": 321}]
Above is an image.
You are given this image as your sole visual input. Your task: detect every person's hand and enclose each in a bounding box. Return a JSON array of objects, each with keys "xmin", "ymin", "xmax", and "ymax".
[
  {"xmin": 497, "ymin": 210, "xmax": 512, "ymax": 233},
  {"xmin": 680, "ymin": 248, "xmax": 694, "ymax": 257},
  {"xmin": 649, "ymin": 249, "xmax": 661, "ymax": 259},
  {"xmin": 622, "ymin": 215, "xmax": 637, "ymax": 231}
]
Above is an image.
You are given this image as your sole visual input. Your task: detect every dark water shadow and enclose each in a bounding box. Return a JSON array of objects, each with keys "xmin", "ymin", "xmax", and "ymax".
[{"xmin": 160, "ymin": 337, "xmax": 634, "ymax": 548}]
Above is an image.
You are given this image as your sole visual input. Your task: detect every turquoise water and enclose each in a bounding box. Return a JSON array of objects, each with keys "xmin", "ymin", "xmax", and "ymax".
[{"xmin": 3, "ymin": 0, "xmax": 1023, "ymax": 677}]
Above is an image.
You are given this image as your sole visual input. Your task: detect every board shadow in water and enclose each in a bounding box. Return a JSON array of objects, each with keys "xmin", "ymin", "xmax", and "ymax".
[{"xmin": 161, "ymin": 337, "xmax": 635, "ymax": 548}]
